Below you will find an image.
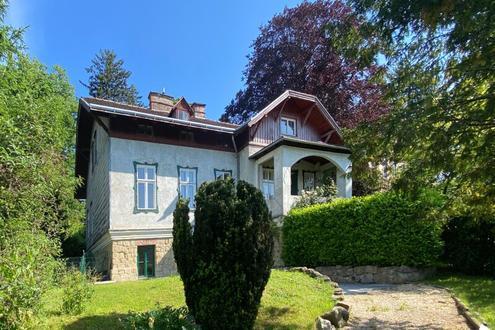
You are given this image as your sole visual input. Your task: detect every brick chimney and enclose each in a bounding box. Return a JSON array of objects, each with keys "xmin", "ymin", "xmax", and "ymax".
[
  {"xmin": 148, "ymin": 92, "xmax": 174, "ymax": 115},
  {"xmin": 191, "ymin": 102, "xmax": 206, "ymax": 119}
]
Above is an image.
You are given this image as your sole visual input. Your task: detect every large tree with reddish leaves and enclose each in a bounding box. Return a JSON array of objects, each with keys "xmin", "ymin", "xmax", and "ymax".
[{"xmin": 220, "ymin": 0, "xmax": 386, "ymax": 128}]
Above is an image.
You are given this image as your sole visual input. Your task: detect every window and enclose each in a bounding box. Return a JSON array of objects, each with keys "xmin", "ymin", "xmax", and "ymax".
[
  {"xmin": 137, "ymin": 124, "xmax": 154, "ymax": 136},
  {"xmin": 280, "ymin": 117, "xmax": 296, "ymax": 136},
  {"xmin": 262, "ymin": 168, "xmax": 275, "ymax": 199},
  {"xmin": 179, "ymin": 130, "xmax": 194, "ymax": 143},
  {"xmin": 291, "ymin": 170, "xmax": 299, "ymax": 195},
  {"xmin": 177, "ymin": 110, "xmax": 189, "ymax": 120},
  {"xmin": 91, "ymin": 131, "xmax": 97, "ymax": 172},
  {"xmin": 303, "ymin": 171, "xmax": 316, "ymax": 191},
  {"xmin": 135, "ymin": 163, "xmax": 157, "ymax": 211},
  {"xmin": 214, "ymin": 169, "xmax": 232, "ymax": 180},
  {"xmin": 179, "ymin": 167, "xmax": 197, "ymax": 209}
]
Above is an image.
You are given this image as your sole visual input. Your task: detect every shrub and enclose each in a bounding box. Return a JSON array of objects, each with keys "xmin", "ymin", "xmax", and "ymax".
[
  {"xmin": 121, "ymin": 305, "xmax": 197, "ymax": 330},
  {"xmin": 292, "ymin": 177, "xmax": 337, "ymax": 209},
  {"xmin": 442, "ymin": 215, "xmax": 495, "ymax": 276},
  {"xmin": 283, "ymin": 192, "xmax": 444, "ymax": 267},
  {"xmin": 61, "ymin": 267, "xmax": 94, "ymax": 315},
  {"xmin": 173, "ymin": 179, "xmax": 274, "ymax": 330}
]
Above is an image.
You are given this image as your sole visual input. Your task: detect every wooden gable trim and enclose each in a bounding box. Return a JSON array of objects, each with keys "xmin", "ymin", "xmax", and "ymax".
[
  {"xmin": 302, "ymin": 104, "xmax": 316, "ymax": 128},
  {"xmin": 171, "ymin": 97, "xmax": 194, "ymax": 116}
]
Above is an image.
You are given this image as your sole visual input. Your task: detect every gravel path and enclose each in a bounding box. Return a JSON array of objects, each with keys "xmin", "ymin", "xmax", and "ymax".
[{"xmin": 340, "ymin": 283, "xmax": 469, "ymax": 329}]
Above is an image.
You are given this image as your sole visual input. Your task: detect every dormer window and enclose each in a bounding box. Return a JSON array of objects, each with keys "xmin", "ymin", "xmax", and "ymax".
[
  {"xmin": 280, "ymin": 117, "xmax": 296, "ymax": 136},
  {"xmin": 177, "ymin": 110, "xmax": 189, "ymax": 121}
]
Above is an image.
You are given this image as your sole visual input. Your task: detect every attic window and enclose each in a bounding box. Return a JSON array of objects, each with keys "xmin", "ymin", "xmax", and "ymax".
[
  {"xmin": 137, "ymin": 124, "xmax": 154, "ymax": 136},
  {"xmin": 177, "ymin": 110, "xmax": 189, "ymax": 120},
  {"xmin": 280, "ymin": 117, "xmax": 296, "ymax": 136}
]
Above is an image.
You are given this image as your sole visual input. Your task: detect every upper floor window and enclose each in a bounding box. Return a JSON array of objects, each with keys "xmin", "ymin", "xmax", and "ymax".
[
  {"xmin": 135, "ymin": 163, "xmax": 157, "ymax": 211},
  {"xmin": 214, "ymin": 169, "xmax": 232, "ymax": 180},
  {"xmin": 262, "ymin": 168, "xmax": 274, "ymax": 199},
  {"xmin": 280, "ymin": 117, "xmax": 296, "ymax": 136},
  {"xmin": 177, "ymin": 110, "xmax": 190, "ymax": 121},
  {"xmin": 179, "ymin": 167, "xmax": 197, "ymax": 209}
]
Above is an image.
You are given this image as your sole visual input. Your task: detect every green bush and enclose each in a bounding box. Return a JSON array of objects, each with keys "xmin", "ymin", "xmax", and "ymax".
[
  {"xmin": 283, "ymin": 192, "xmax": 444, "ymax": 267},
  {"xmin": 442, "ymin": 215, "xmax": 495, "ymax": 276},
  {"xmin": 173, "ymin": 179, "xmax": 274, "ymax": 330},
  {"xmin": 292, "ymin": 177, "xmax": 337, "ymax": 209},
  {"xmin": 121, "ymin": 305, "xmax": 197, "ymax": 330},
  {"xmin": 61, "ymin": 267, "xmax": 94, "ymax": 315}
]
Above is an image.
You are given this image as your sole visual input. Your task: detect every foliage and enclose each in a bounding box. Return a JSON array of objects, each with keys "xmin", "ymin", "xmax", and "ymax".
[
  {"xmin": 442, "ymin": 215, "xmax": 495, "ymax": 276},
  {"xmin": 61, "ymin": 268, "xmax": 94, "ymax": 315},
  {"xmin": 220, "ymin": 0, "xmax": 386, "ymax": 128},
  {"xmin": 121, "ymin": 305, "xmax": 197, "ymax": 330},
  {"xmin": 42, "ymin": 270, "xmax": 333, "ymax": 329},
  {"xmin": 349, "ymin": 0, "xmax": 495, "ymax": 213},
  {"xmin": 82, "ymin": 49, "xmax": 141, "ymax": 105},
  {"xmin": 0, "ymin": 1, "xmax": 83, "ymax": 328},
  {"xmin": 283, "ymin": 192, "xmax": 444, "ymax": 267},
  {"xmin": 429, "ymin": 274, "xmax": 495, "ymax": 328},
  {"xmin": 61, "ymin": 221, "xmax": 85, "ymax": 258},
  {"xmin": 292, "ymin": 177, "xmax": 337, "ymax": 208},
  {"xmin": 173, "ymin": 179, "xmax": 274, "ymax": 330}
]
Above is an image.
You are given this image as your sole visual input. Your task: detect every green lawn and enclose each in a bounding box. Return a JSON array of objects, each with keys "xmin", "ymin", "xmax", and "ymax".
[
  {"xmin": 42, "ymin": 270, "xmax": 333, "ymax": 329},
  {"xmin": 428, "ymin": 274, "xmax": 495, "ymax": 328}
]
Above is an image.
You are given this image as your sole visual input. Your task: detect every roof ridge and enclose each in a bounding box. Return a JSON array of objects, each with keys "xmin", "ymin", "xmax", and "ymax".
[{"xmin": 82, "ymin": 96, "xmax": 149, "ymax": 111}]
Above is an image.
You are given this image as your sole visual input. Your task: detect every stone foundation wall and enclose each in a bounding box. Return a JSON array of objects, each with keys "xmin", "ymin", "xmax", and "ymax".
[
  {"xmin": 316, "ymin": 265, "xmax": 435, "ymax": 284},
  {"xmin": 111, "ymin": 238, "xmax": 176, "ymax": 282}
]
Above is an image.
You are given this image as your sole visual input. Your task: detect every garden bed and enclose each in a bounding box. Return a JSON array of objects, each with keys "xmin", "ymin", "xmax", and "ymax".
[{"xmin": 42, "ymin": 270, "xmax": 333, "ymax": 329}]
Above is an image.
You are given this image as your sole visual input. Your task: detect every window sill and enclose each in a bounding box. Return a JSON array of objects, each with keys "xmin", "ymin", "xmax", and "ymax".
[{"xmin": 133, "ymin": 208, "xmax": 159, "ymax": 214}]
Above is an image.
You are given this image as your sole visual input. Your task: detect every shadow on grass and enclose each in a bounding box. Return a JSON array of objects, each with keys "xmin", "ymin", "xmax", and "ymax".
[
  {"xmin": 64, "ymin": 313, "xmax": 125, "ymax": 330},
  {"xmin": 255, "ymin": 307, "xmax": 303, "ymax": 330}
]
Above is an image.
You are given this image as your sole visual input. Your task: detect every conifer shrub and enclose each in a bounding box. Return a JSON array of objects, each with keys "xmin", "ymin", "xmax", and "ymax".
[{"xmin": 173, "ymin": 179, "xmax": 274, "ymax": 330}]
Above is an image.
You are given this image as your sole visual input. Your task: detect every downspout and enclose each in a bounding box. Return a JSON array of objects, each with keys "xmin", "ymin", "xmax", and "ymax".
[{"xmin": 231, "ymin": 135, "xmax": 240, "ymax": 181}]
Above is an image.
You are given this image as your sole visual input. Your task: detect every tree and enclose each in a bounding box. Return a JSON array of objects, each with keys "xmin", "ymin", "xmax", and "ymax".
[
  {"xmin": 220, "ymin": 0, "xmax": 386, "ymax": 128},
  {"xmin": 82, "ymin": 49, "xmax": 141, "ymax": 105},
  {"xmin": 0, "ymin": 1, "xmax": 83, "ymax": 327},
  {"xmin": 349, "ymin": 0, "xmax": 495, "ymax": 214},
  {"xmin": 173, "ymin": 179, "xmax": 274, "ymax": 330}
]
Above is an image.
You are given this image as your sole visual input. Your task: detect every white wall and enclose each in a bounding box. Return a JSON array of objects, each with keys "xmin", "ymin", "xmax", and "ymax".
[{"xmin": 109, "ymin": 138, "xmax": 237, "ymax": 230}]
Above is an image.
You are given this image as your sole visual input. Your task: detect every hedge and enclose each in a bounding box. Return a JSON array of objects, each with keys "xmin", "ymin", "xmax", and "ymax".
[
  {"xmin": 442, "ymin": 215, "xmax": 495, "ymax": 276},
  {"xmin": 282, "ymin": 192, "xmax": 444, "ymax": 267}
]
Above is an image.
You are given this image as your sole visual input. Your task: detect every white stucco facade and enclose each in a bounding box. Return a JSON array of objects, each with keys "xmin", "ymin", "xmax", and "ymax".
[{"xmin": 108, "ymin": 137, "xmax": 238, "ymax": 231}]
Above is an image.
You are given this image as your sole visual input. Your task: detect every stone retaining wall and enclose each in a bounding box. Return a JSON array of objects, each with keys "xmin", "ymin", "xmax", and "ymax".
[{"xmin": 316, "ymin": 265, "xmax": 435, "ymax": 284}]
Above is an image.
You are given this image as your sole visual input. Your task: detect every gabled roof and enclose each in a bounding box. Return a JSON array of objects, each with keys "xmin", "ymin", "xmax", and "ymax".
[
  {"xmin": 80, "ymin": 97, "xmax": 239, "ymax": 132},
  {"xmin": 247, "ymin": 90, "xmax": 342, "ymax": 138},
  {"xmin": 170, "ymin": 97, "xmax": 194, "ymax": 115}
]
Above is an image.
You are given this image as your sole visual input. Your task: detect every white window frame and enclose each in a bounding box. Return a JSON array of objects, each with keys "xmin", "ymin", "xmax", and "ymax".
[
  {"xmin": 261, "ymin": 168, "xmax": 275, "ymax": 199},
  {"xmin": 280, "ymin": 117, "xmax": 296, "ymax": 136},
  {"xmin": 214, "ymin": 169, "xmax": 232, "ymax": 180},
  {"xmin": 135, "ymin": 164, "xmax": 157, "ymax": 211},
  {"xmin": 179, "ymin": 167, "xmax": 197, "ymax": 209}
]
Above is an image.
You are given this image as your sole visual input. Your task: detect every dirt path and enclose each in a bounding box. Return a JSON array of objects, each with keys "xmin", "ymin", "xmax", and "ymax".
[{"xmin": 340, "ymin": 283, "xmax": 469, "ymax": 329}]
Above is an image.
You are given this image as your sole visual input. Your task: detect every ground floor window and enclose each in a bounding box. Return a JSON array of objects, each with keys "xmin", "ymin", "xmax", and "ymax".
[
  {"xmin": 137, "ymin": 245, "xmax": 155, "ymax": 278},
  {"xmin": 262, "ymin": 167, "xmax": 274, "ymax": 199},
  {"xmin": 291, "ymin": 170, "xmax": 298, "ymax": 195},
  {"xmin": 303, "ymin": 171, "xmax": 316, "ymax": 191}
]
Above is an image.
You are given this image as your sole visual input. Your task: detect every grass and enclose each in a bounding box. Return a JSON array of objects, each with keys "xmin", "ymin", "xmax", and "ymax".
[
  {"xmin": 428, "ymin": 274, "xmax": 495, "ymax": 328},
  {"xmin": 42, "ymin": 270, "xmax": 333, "ymax": 329}
]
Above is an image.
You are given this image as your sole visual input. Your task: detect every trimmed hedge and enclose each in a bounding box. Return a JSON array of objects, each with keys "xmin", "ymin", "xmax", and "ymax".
[{"xmin": 282, "ymin": 192, "xmax": 444, "ymax": 267}]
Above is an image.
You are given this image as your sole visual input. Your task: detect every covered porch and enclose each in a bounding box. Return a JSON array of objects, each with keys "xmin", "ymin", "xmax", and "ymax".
[{"xmin": 249, "ymin": 137, "xmax": 352, "ymax": 219}]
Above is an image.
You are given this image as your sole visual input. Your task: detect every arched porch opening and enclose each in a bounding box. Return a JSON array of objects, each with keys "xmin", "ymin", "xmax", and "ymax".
[{"xmin": 289, "ymin": 156, "xmax": 337, "ymax": 196}]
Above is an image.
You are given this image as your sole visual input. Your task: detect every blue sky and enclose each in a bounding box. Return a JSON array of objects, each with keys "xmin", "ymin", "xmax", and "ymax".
[{"xmin": 6, "ymin": 0, "xmax": 303, "ymax": 120}]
